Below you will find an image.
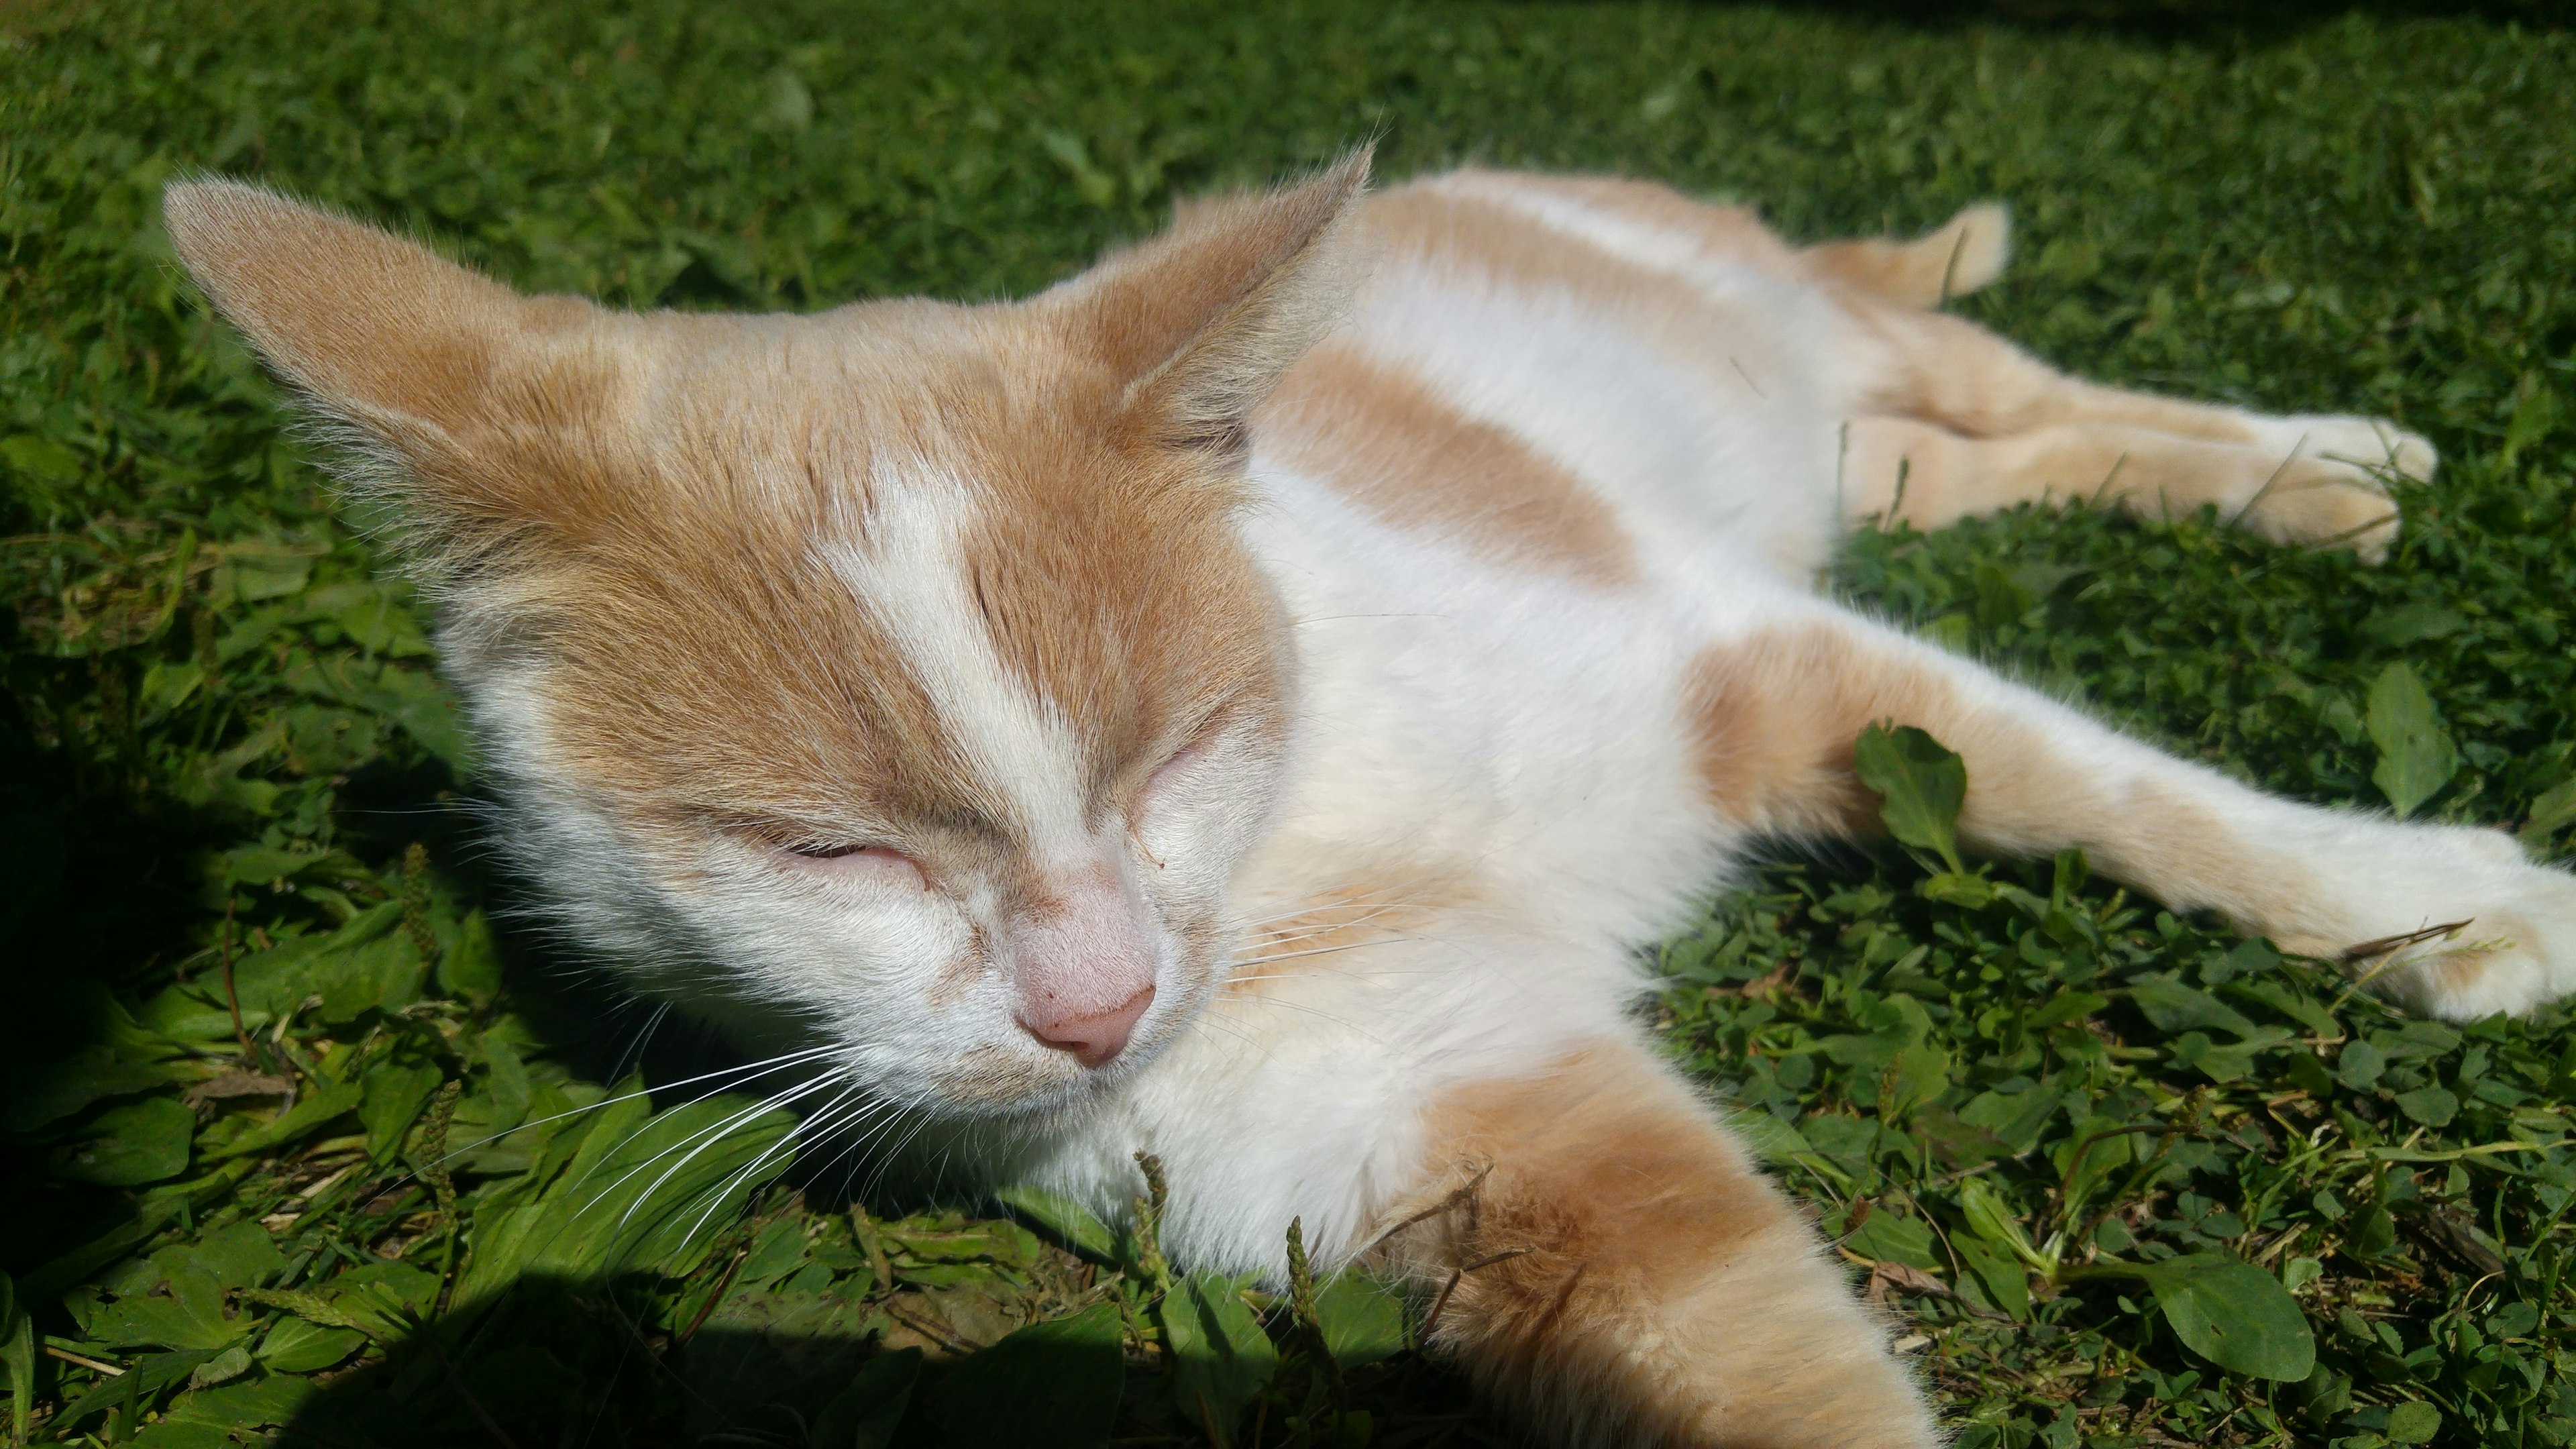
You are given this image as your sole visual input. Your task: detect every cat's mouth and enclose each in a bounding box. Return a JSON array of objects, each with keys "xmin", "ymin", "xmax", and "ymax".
[{"xmin": 923, "ymin": 971, "xmax": 1207, "ymax": 1117}]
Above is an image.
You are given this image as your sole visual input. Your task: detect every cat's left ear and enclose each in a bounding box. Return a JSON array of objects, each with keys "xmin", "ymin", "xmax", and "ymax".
[{"xmin": 1051, "ymin": 147, "xmax": 1373, "ymax": 457}]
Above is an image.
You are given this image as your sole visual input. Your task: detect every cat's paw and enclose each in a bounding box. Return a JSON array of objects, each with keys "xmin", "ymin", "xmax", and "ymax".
[
  {"xmin": 2288, "ymin": 830, "xmax": 2576, "ymax": 1020},
  {"xmin": 2229, "ymin": 414, "xmax": 2434, "ymax": 564},
  {"xmin": 2277, "ymin": 414, "xmax": 2439, "ymax": 484}
]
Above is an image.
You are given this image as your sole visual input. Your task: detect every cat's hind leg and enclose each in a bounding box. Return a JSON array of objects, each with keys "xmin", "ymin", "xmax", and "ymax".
[
  {"xmin": 1684, "ymin": 603, "xmax": 2576, "ymax": 1020},
  {"xmin": 1827, "ymin": 283, "xmax": 2432, "ymax": 559},
  {"xmin": 1839, "ymin": 414, "xmax": 2408, "ymax": 555},
  {"xmin": 1378, "ymin": 1037, "xmax": 1936, "ymax": 1449}
]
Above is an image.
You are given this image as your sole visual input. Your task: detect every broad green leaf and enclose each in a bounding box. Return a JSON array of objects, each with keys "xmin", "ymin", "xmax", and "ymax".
[
  {"xmin": 1958, "ymin": 1178, "xmax": 2051, "ymax": 1274},
  {"xmin": 1959, "ymin": 1085, "xmax": 2065, "ymax": 1153},
  {"xmin": 2394, "ymin": 1087, "xmax": 2459, "ymax": 1126},
  {"xmin": 204, "ymin": 903, "xmax": 401, "ymax": 1022},
  {"xmin": 812, "ymin": 1348, "xmax": 921, "ymax": 1449},
  {"xmin": 86, "ymin": 1265, "xmax": 239, "ymax": 1351},
  {"xmin": 930, "ymin": 1303, "xmax": 1124, "ymax": 1449},
  {"xmin": 2385, "ymin": 1401, "xmax": 2441, "ymax": 1444},
  {"xmin": 2025, "ymin": 991, "xmax": 2108, "ymax": 1030},
  {"xmin": 1313, "ymin": 1270, "xmax": 1409, "ymax": 1367},
  {"xmin": 2520, "ymin": 775, "xmax": 2576, "ymax": 849},
  {"xmin": 2129, "ymin": 975, "xmax": 2261, "ymax": 1038},
  {"xmin": 1722, "ymin": 1106, "xmax": 1815, "ymax": 1165},
  {"xmin": 886, "ymin": 1220, "xmax": 1042, "ymax": 1268},
  {"xmin": 1911, "ymin": 1105, "xmax": 2015, "ymax": 1166},
  {"xmin": 315, "ymin": 928, "xmax": 427, "ymax": 1024},
  {"xmin": 0, "ymin": 432, "xmax": 80, "ymax": 482},
  {"xmin": 359, "ymin": 1058, "xmax": 443, "ymax": 1161},
  {"xmin": 1169, "ymin": 1268, "xmax": 1277, "ymax": 1433},
  {"xmin": 152, "ymin": 1373, "xmax": 313, "ymax": 1433},
  {"xmin": 57, "ymin": 1348, "xmax": 226, "ymax": 1434},
  {"xmin": 2489, "ymin": 1301, "xmax": 2541, "ymax": 1339},
  {"xmin": 2501, "ymin": 382, "xmax": 2561, "ymax": 466},
  {"xmin": 184, "ymin": 1342, "xmax": 250, "ymax": 1389},
  {"xmin": 209, "ymin": 1080, "xmax": 363, "ymax": 1160},
  {"xmin": 457, "ymin": 1092, "xmax": 796, "ymax": 1302},
  {"xmin": 2365, "ymin": 662, "xmax": 2459, "ymax": 818},
  {"xmin": 2337, "ymin": 1039, "xmax": 2387, "ymax": 1091},
  {"xmin": 190, "ymin": 1224, "xmax": 288, "ymax": 1291},
  {"xmin": 2177, "ymin": 1026, "xmax": 2295, "ymax": 1083},
  {"xmin": 1853, "ymin": 723, "xmax": 1968, "ymax": 871},
  {"xmin": 2378, "ymin": 1020, "xmax": 2462, "ymax": 1059},
  {"xmin": 439, "ymin": 908, "xmax": 504, "ymax": 1004},
  {"xmin": 1163, "ymin": 1271, "xmax": 1280, "ymax": 1446},
  {"xmin": 126, "ymin": 1415, "xmax": 237, "ymax": 1449},
  {"xmin": 1843, "ymin": 1209, "xmax": 1941, "ymax": 1271},
  {"xmin": 1919, "ymin": 870, "xmax": 1995, "ymax": 908},
  {"xmin": 735, "ymin": 1218, "xmax": 810, "ymax": 1289},
  {"xmin": 351, "ymin": 663, "xmax": 476, "ymax": 772},
  {"xmin": 1881, "ymin": 1040, "xmax": 1951, "ymax": 1118},
  {"xmin": 2361, "ymin": 603, "xmax": 2467, "ymax": 649},
  {"xmin": 3, "ymin": 1048, "xmax": 176, "ymax": 1134},
  {"xmin": 2053, "ymin": 1116, "xmax": 2136, "ymax": 1214},
  {"xmin": 48, "ymin": 1097, "xmax": 195, "ymax": 1186},
  {"xmin": 1952, "ymin": 1232, "xmax": 2029, "ymax": 1321},
  {"xmin": 2140, "ymin": 1253, "xmax": 2315, "ymax": 1380},
  {"xmin": 255, "ymin": 1316, "xmax": 364, "ymax": 1373},
  {"xmin": 996, "ymin": 1184, "xmax": 1120, "ymax": 1261}
]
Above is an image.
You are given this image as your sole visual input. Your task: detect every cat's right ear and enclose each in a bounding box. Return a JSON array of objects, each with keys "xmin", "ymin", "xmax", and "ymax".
[
  {"xmin": 1048, "ymin": 148, "xmax": 1373, "ymax": 460},
  {"xmin": 162, "ymin": 180, "xmax": 614, "ymax": 553}
]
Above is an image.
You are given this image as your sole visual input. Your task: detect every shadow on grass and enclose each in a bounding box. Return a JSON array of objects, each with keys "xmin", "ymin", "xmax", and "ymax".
[
  {"xmin": 0, "ymin": 673, "xmax": 248, "ymax": 1276},
  {"xmin": 264, "ymin": 1273, "xmax": 937, "ymax": 1449},
  {"xmin": 263, "ymin": 1269, "xmax": 1466, "ymax": 1449}
]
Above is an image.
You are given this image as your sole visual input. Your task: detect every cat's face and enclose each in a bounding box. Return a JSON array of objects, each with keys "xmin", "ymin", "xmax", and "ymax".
[{"xmin": 165, "ymin": 155, "xmax": 1368, "ymax": 1116}]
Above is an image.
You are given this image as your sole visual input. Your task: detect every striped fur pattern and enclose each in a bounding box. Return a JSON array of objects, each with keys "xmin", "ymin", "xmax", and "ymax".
[{"xmin": 165, "ymin": 153, "xmax": 2574, "ymax": 1446}]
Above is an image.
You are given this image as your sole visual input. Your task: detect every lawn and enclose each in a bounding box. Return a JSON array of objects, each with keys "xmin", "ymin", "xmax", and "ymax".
[{"xmin": 5, "ymin": 1, "xmax": 2576, "ymax": 1445}]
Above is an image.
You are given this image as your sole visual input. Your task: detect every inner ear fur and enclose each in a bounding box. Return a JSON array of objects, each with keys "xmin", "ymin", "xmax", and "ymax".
[{"xmin": 1050, "ymin": 147, "xmax": 1374, "ymax": 456}]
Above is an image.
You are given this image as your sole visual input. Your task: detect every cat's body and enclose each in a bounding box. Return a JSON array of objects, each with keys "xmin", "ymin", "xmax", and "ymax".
[{"xmin": 166, "ymin": 155, "xmax": 2576, "ymax": 1447}]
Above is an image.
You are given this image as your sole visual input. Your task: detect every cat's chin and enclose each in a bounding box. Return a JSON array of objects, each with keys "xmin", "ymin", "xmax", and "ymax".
[{"xmin": 912, "ymin": 1037, "xmax": 1168, "ymax": 1122}]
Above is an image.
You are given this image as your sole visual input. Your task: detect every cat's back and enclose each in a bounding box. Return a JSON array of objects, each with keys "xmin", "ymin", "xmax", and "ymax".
[
  {"xmin": 1248, "ymin": 166, "xmax": 1854, "ymax": 600},
  {"xmin": 1222, "ymin": 170, "xmax": 1860, "ymax": 957}
]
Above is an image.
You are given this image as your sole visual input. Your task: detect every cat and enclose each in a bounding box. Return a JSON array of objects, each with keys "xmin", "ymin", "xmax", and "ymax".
[{"xmin": 164, "ymin": 149, "xmax": 2576, "ymax": 1447}]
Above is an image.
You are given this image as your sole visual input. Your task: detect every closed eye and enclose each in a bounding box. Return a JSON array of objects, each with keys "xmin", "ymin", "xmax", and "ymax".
[
  {"xmin": 771, "ymin": 839, "xmax": 929, "ymax": 890},
  {"xmin": 789, "ymin": 841, "xmax": 876, "ymax": 860}
]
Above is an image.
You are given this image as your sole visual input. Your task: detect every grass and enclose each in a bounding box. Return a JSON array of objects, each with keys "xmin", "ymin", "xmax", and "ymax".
[{"xmin": 4, "ymin": 0, "xmax": 2575, "ymax": 1445}]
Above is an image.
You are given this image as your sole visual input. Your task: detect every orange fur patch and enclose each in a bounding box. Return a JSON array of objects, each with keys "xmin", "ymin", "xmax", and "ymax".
[
  {"xmin": 1685, "ymin": 623, "xmax": 2321, "ymax": 943},
  {"xmin": 1360, "ymin": 180, "xmax": 1777, "ymax": 400},
  {"xmin": 1258, "ymin": 342, "xmax": 1641, "ymax": 588},
  {"xmin": 1382, "ymin": 1042, "xmax": 1934, "ymax": 1448}
]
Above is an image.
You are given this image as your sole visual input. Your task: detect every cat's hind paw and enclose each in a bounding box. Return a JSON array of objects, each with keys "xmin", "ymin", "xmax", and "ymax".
[{"xmin": 2230, "ymin": 414, "xmax": 2434, "ymax": 564}]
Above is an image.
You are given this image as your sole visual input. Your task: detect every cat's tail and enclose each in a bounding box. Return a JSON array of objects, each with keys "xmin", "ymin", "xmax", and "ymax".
[{"xmin": 1799, "ymin": 202, "xmax": 2012, "ymax": 309}]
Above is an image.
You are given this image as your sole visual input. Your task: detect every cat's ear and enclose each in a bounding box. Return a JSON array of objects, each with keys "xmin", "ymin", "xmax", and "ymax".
[
  {"xmin": 1054, "ymin": 147, "xmax": 1373, "ymax": 456},
  {"xmin": 162, "ymin": 179, "xmax": 612, "ymax": 535}
]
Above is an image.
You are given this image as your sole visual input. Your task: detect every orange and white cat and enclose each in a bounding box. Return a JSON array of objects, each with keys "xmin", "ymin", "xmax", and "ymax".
[{"xmin": 166, "ymin": 151, "xmax": 2575, "ymax": 1446}]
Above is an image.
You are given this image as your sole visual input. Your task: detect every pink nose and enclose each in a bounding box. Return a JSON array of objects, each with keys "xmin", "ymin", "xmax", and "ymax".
[{"xmin": 1019, "ymin": 985, "xmax": 1155, "ymax": 1068}]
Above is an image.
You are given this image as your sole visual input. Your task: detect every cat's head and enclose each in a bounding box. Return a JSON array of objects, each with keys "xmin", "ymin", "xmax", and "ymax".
[{"xmin": 164, "ymin": 152, "xmax": 1371, "ymax": 1115}]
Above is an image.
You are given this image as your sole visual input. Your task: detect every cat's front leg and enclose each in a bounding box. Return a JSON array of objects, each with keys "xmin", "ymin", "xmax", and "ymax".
[
  {"xmin": 1373, "ymin": 1036, "xmax": 1937, "ymax": 1448},
  {"xmin": 1686, "ymin": 603, "xmax": 2576, "ymax": 1020}
]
